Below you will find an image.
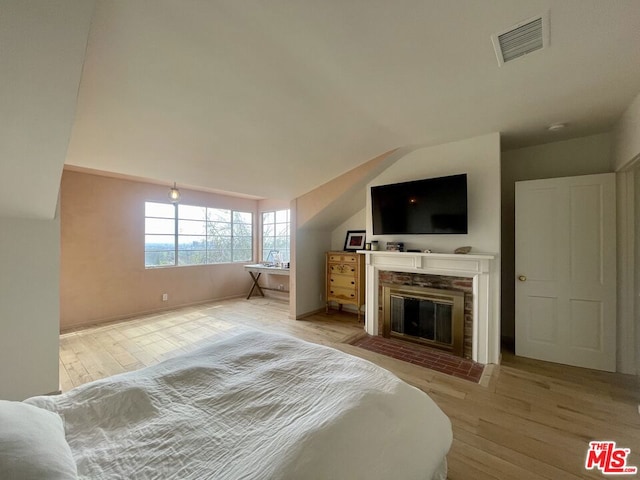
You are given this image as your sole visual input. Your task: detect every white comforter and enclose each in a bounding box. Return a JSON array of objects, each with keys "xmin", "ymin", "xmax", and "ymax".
[{"xmin": 27, "ymin": 331, "xmax": 452, "ymax": 479}]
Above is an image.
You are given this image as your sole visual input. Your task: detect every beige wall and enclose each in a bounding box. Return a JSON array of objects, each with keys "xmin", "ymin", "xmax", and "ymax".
[
  {"xmin": 500, "ymin": 133, "xmax": 612, "ymax": 342},
  {"xmin": 0, "ymin": 215, "xmax": 60, "ymax": 400},
  {"xmin": 258, "ymin": 198, "xmax": 289, "ymax": 215},
  {"xmin": 60, "ymin": 170, "xmax": 259, "ymax": 329}
]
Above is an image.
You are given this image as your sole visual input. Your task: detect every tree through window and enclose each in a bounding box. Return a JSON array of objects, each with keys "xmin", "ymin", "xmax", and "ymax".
[
  {"xmin": 261, "ymin": 209, "xmax": 290, "ymax": 264},
  {"xmin": 145, "ymin": 202, "xmax": 253, "ymax": 268}
]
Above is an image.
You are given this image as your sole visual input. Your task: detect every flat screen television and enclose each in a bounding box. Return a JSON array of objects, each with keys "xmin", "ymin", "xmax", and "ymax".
[{"xmin": 371, "ymin": 174, "xmax": 468, "ymax": 235}]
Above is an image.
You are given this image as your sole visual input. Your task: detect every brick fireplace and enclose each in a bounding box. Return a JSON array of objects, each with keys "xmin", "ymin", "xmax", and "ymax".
[
  {"xmin": 380, "ymin": 271, "xmax": 472, "ymax": 359},
  {"xmin": 360, "ymin": 250, "xmax": 499, "ymax": 365}
]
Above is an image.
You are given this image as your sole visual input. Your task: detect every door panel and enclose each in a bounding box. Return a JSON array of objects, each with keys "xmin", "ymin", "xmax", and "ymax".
[
  {"xmin": 515, "ymin": 173, "xmax": 616, "ymax": 372},
  {"xmin": 569, "ymin": 299, "xmax": 602, "ymax": 350},
  {"xmin": 519, "ymin": 187, "xmax": 559, "ymax": 282},
  {"xmin": 527, "ymin": 296, "xmax": 558, "ymax": 344},
  {"xmin": 570, "ymin": 184, "xmax": 603, "ymax": 284}
]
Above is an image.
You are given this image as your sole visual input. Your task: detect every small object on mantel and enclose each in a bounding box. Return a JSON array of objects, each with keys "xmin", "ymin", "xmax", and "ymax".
[
  {"xmin": 423, "ymin": 249, "xmax": 433, "ymax": 253},
  {"xmin": 455, "ymin": 246, "xmax": 472, "ymax": 254},
  {"xmin": 386, "ymin": 242, "xmax": 404, "ymax": 252}
]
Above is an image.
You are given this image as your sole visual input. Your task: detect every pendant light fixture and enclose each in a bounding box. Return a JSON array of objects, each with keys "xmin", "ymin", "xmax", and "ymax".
[{"xmin": 168, "ymin": 182, "xmax": 181, "ymax": 204}]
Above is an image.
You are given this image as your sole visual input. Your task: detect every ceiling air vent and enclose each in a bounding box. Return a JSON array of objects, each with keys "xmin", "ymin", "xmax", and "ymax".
[{"xmin": 491, "ymin": 13, "xmax": 549, "ymax": 66}]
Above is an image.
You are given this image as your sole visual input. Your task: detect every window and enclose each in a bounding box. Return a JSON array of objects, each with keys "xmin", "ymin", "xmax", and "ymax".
[
  {"xmin": 144, "ymin": 202, "xmax": 176, "ymax": 267},
  {"xmin": 262, "ymin": 209, "xmax": 290, "ymax": 263},
  {"xmin": 145, "ymin": 202, "xmax": 253, "ymax": 268}
]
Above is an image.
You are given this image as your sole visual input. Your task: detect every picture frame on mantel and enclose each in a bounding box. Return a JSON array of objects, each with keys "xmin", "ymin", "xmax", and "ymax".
[{"xmin": 344, "ymin": 230, "xmax": 366, "ymax": 251}]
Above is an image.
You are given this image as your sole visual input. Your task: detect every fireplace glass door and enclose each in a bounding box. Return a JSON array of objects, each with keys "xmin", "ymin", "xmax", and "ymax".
[
  {"xmin": 390, "ymin": 295, "xmax": 453, "ymax": 345},
  {"xmin": 382, "ymin": 284, "xmax": 464, "ymax": 356}
]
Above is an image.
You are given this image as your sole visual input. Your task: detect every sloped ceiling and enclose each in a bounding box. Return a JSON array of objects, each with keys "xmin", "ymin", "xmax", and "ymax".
[
  {"xmin": 5, "ymin": 1, "xmax": 640, "ymax": 218},
  {"xmin": 0, "ymin": 0, "xmax": 95, "ymax": 219}
]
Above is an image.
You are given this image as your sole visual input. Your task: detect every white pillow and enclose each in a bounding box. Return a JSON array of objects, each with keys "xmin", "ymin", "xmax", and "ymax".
[{"xmin": 0, "ymin": 400, "xmax": 77, "ymax": 480}]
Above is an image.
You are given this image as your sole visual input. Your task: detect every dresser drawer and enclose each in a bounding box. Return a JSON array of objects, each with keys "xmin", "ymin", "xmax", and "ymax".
[
  {"xmin": 328, "ymin": 253, "xmax": 358, "ymax": 263},
  {"xmin": 329, "ymin": 263, "xmax": 356, "ymax": 275},
  {"xmin": 327, "ymin": 286, "xmax": 357, "ymax": 300},
  {"xmin": 329, "ymin": 274, "xmax": 356, "ymax": 288}
]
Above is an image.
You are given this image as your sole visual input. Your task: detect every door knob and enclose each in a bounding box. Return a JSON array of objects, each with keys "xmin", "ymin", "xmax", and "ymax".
[{"xmin": 518, "ymin": 275, "xmax": 527, "ymax": 282}]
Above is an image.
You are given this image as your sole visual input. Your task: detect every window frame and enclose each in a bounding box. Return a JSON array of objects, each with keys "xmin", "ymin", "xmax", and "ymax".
[
  {"xmin": 261, "ymin": 209, "xmax": 290, "ymax": 264},
  {"xmin": 144, "ymin": 202, "xmax": 254, "ymax": 269}
]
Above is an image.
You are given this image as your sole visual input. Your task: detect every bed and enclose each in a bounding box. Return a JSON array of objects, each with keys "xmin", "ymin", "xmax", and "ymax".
[{"xmin": 2, "ymin": 330, "xmax": 452, "ymax": 479}]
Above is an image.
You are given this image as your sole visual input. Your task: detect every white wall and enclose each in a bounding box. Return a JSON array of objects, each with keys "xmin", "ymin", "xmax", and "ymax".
[
  {"xmin": 295, "ymin": 133, "xmax": 502, "ymax": 323},
  {"xmin": 635, "ymin": 169, "xmax": 640, "ymax": 374},
  {"xmin": 610, "ymin": 90, "xmax": 640, "ymax": 374},
  {"xmin": 366, "ymin": 133, "xmax": 501, "ymax": 255},
  {"xmin": 0, "ymin": 216, "xmax": 60, "ymax": 400},
  {"xmin": 0, "ymin": 0, "xmax": 94, "ymax": 219},
  {"xmin": 0, "ymin": 0, "xmax": 92, "ymax": 401},
  {"xmin": 501, "ymin": 133, "xmax": 612, "ymax": 342},
  {"xmin": 294, "ymin": 228, "xmax": 332, "ymax": 317},
  {"xmin": 612, "ymin": 92, "xmax": 640, "ymax": 171},
  {"xmin": 331, "ymin": 209, "xmax": 366, "ymax": 251},
  {"xmin": 366, "ymin": 133, "xmax": 501, "ymax": 352}
]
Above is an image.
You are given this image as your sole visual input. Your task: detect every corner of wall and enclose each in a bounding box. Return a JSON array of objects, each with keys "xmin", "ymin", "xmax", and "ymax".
[
  {"xmin": 295, "ymin": 148, "xmax": 399, "ymax": 229},
  {"xmin": 612, "ymin": 91, "xmax": 640, "ymax": 171},
  {"xmin": 331, "ymin": 209, "xmax": 366, "ymax": 250}
]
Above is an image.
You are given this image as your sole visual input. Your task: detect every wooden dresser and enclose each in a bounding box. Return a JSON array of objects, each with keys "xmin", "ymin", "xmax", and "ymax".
[{"xmin": 325, "ymin": 251, "xmax": 365, "ymax": 321}]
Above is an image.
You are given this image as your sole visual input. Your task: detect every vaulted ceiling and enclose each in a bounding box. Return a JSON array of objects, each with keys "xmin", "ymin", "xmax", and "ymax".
[{"xmin": 3, "ymin": 0, "xmax": 640, "ymax": 219}]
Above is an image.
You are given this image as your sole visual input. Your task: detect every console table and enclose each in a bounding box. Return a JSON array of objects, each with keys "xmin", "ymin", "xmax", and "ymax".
[{"xmin": 244, "ymin": 264, "xmax": 290, "ymax": 299}]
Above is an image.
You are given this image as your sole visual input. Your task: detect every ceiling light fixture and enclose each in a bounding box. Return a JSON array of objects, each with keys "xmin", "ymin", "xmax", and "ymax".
[
  {"xmin": 168, "ymin": 182, "xmax": 181, "ymax": 203},
  {"xmin": 548, "ymin": 123, "xmax": 566, "ymax": 132}
]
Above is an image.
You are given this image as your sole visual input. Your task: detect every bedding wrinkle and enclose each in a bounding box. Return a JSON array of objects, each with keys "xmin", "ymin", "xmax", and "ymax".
[{"xmin": 25, "ymin": 330, "xmax": 451, "ymax": 480}]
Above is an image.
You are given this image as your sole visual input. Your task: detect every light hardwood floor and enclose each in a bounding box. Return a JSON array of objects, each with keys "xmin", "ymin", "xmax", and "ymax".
[{"xmin": 60, "ymin": 297, "xmax": 640, "ymax": 479}]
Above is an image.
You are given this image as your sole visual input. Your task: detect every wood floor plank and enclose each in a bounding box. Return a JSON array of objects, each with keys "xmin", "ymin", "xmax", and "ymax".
[
  {"xmin": 59, "ymin": 297, "xmax": 640, "ymax": 478},
  {"xmin": 453, "ymin": 428, "xmax": 583, "ymax": 480}
]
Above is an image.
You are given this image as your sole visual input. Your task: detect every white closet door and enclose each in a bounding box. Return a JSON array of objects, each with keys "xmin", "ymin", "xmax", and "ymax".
[{"xmin": 515, "ymin": 173, "xmax": 616, "ymax": 372}]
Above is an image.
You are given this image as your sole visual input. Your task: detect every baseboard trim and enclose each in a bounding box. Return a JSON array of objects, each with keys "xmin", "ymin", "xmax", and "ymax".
[
  {"xmin": 60, "ymin": 294, "xmax": 247, "ymax": 333},
  {"xmin": 295, "ymin": 307, "xmax": 326, "ymax": 320}
]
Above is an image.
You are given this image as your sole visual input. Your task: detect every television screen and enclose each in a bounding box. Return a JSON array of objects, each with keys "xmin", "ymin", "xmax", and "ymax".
[{"xmin": 371, "ymin": 174, "xmax": 468, "ymax": 235}]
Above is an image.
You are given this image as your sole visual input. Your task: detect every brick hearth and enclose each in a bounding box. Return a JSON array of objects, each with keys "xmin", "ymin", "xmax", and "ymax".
[{"xmin": 351, "ymin": 334, "xmax": 484, "ymax": 383}]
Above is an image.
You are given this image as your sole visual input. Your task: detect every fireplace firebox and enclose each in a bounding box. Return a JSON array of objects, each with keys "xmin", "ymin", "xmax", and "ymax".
[{"xmin": 382, "ymin": 284, "xmax": 464, "ymax": 357}]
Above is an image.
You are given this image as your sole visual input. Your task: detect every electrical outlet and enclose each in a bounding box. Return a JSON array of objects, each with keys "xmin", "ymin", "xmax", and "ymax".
[{"xmin": 162, "ymin": 293, "xmax": 168, "ymax": 301}]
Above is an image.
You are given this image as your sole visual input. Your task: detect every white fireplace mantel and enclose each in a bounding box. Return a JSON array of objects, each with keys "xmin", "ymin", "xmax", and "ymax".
[{"xmin": 359, "ymin": 250, "xmax": 499, "ymax": 365}]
